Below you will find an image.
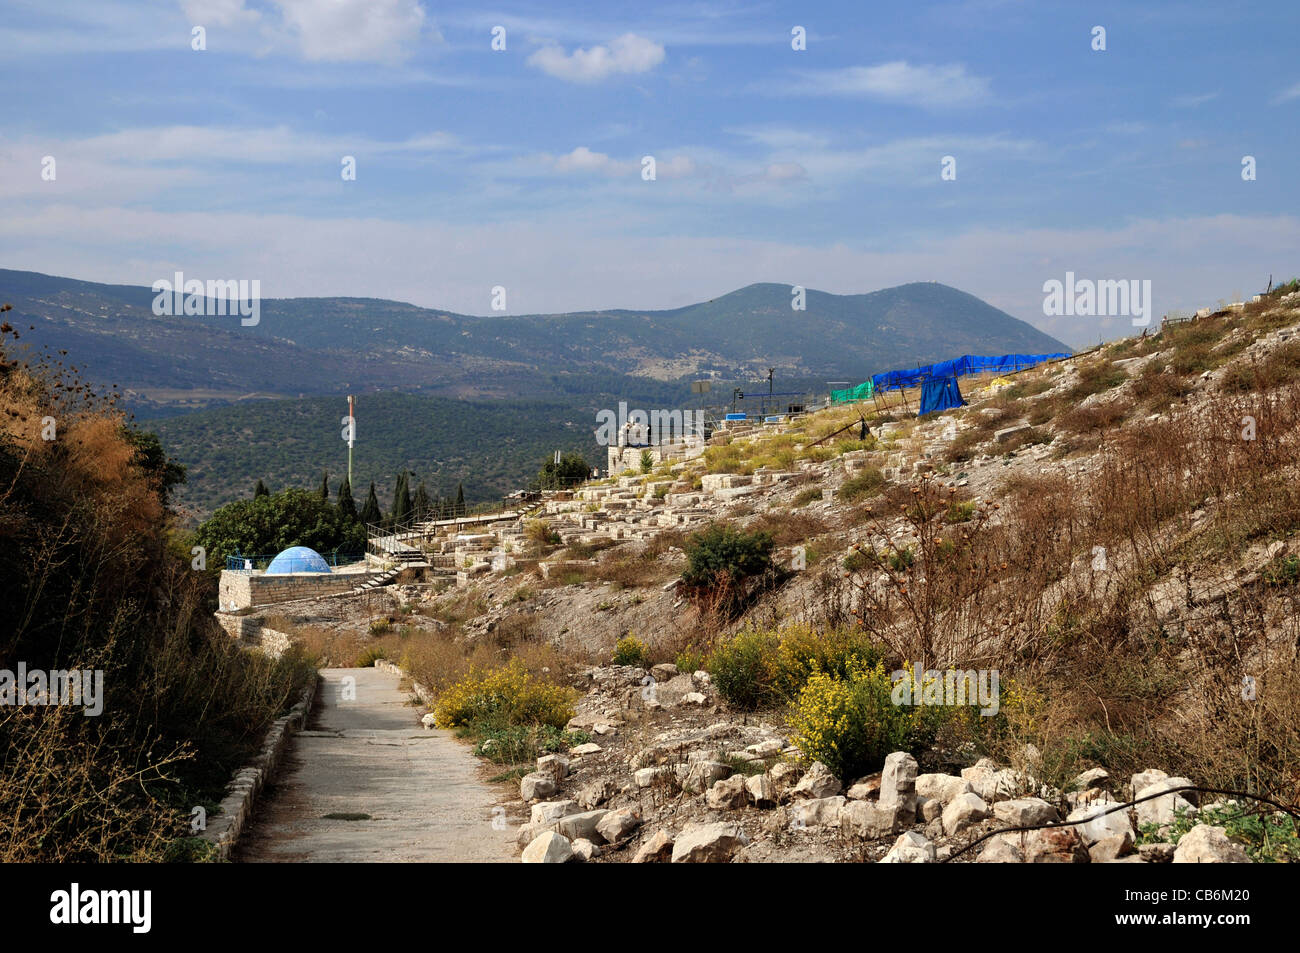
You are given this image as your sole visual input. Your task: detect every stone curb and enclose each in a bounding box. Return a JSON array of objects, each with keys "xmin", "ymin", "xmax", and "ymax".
[
  {"xmin": 373, "ymin": 658, "xmax": 435, "ymax": 707},
  {"xmin": 197, "ymin": 672, "xmax": 319, "ymax": 861}
]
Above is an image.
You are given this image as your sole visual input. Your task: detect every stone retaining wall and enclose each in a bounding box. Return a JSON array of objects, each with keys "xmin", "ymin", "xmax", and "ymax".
[
  {"xmin": 219, "ymin": 569, "xmax": 376, "ymax": 610},
  {"xmin": 198, "ymin": 673, "xmax": 318, "ymax": 861}
]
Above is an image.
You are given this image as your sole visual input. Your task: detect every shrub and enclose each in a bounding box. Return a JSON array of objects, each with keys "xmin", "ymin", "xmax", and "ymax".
[
  {"xmin": 1069, "ymin": 360, "xmax": 1129, "ymax": 400},
  {"xmin": 432, "ymin": 661, "xmax": 576, "ymax": 729},
  {"xmin": 707, "ymin": 628, "xmax": 778, "ymax": 710},
  {"xmin": 680, "ymin": 524, "xmax": 775, "ymax": 601},
  {"xmin": 367, "ymin": 618, "xmax": 392, "ymax": 635},
  {"xmin": 789, "ymin": 660, "xmax": 949, "ymax": 781},
  {"xmin": 770, "ymin": 625, "xmax": 882, "ymax": 700},
  {"xmin": 473, "ymin": 724, "xmax": 589, "ymax": 766},
  {"xmin": 356, "ymin": 645, "xmax": 389, "ymax": 667},
  {"xmin": 838, "ymin": 467, "xmax": 886, "ymax": 502},
  {"xmin": 674, "ymin": 646, "xmax": 707, "ymax": 675},
  {"xmin": 524, "ymin": 518, "xmax": 560, "ymax": 549},
  {"xmin": 613, "ymin": 635, "xmax": 650, "ymax": 667},
  {"xmin": 640, "ymin": 449, "xmax": 655, "ymax": 474},
  {"xmin": 792, "ymin": 486, "xmax": 823, "ymax": 507},
  {"xmin": 705, "ymin": 625, "xmax": 885, "ymax": 710}
]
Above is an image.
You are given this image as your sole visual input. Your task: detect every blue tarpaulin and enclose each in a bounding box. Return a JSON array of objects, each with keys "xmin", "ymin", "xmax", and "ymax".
[
  {"xmin": 919, "ymin": 376, "xmax": 966, "ymax": 415},
  {"xmin": 871, "ymin": 352, "xmax": 1069, "ymax": 393}
]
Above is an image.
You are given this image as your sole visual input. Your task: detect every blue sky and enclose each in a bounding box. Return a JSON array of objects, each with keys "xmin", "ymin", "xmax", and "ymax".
[{"xmin": 2, "ymin": 0, "xmax": 1298, "ymax": 347}]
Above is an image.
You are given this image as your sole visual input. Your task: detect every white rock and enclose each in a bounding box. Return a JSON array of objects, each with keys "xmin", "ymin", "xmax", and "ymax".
[
  {"xmin": 1172, "ymin": 825, "xmax": 1251, "ymax": 863},
  {"xmin": 595, "ymin": 807, "xmax": 642, "ymax": 843},
  {"xmin": 942, "ymin": 792, "xmax": 990, "ymax": 836},
  {"xmin": 706, "ymin": 774, "xmax": 749, "ymax": 810},
  {"xmin": 1067, "ymin": 800, "xmax": 1135, "ymax": 846},
  {"xmin": 879, "ymin": 831, "xmax": 935, "ymax": 863},
  {"xmin": 916, "ymin": 773, "xmax": 973, "ymax": 806},
  {"xmin": 520, "ymin": 772, "xmax": 557, "ymax": 801},
  {"xmin": 521, "ymin": 831, "xmax": 572, "ymax": 863},
  {"xmin": 554, "ymin": 809, "xmax": 609, "ymax": 843},
  {"xmin": 994, "ymin": 797, "xmax": 1059, "ymax": 828},
  {"xmin": 530, "ymin": 799, "xmax": 579, "ymax": 826},
  {"xmin": 670, "ymin": 822, "xmax": 749, "ymax": 862},
  {"xmin": 678, "ymin": 760, "xmax": 731, "ymax": 793},
  {"xmin": 536, "ymin": 754, "xmax": 570, "ymax": 780},
  {"xmin": 1135, "ymin": 778, "xmax": 1197, "ymax": 827},
  {"xmin": 745, "ymin": 774, "xmax": 776, "ymax": 807},
  {"xmin": 790, "ymin": 796, "xmax": 847, "ymax": 828},
  {"xmin": 1130, "ymin": 768, "xmax": 1169, "ymax": 794},
  {"xmin": 879, "ymin": 752, "xmax": 918, "ymax": 820},
  {"xmin": 792, "ymin": 762, "xmax": 843, "ymax": 800},
  {"xmin": 569, "ymin": 742, "xmax": 602, "ymax": 756}
]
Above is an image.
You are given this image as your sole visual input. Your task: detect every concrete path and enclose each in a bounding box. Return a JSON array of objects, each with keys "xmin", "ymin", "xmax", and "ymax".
[{"xmin": 236, "ymin": 667, "xmax": 516, "ymax": 863}]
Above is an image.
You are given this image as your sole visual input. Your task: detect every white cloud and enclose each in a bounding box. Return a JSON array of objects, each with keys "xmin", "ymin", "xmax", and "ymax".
[
  {"xmin": 7, "ymin": 204, "xmax": 1292, "ymax": 351},
  {"xmin": 550, "ymin": 146, "xmax": 631, "ymax": 175},
  {"xmin": 527, "ymin": 33, "xmax": 665, "ymax": 83},
  {"xmin": 180, "ymin": 0, "xmax": 260, "ymax": 27},
  {"xmin": 1276, "ymin": 81, "xmax": 1300, "ymax": 103},
  {"xmin": 273, "ymin": 0, "xmax": 428, "ymax": 62},
  {"xmin": 1171, "ymin": 91, "xmax": 1218, "ymax": 108},
  {"xmin": 793, "ymin": 61, "xmax": 991, "ymax": 108}
]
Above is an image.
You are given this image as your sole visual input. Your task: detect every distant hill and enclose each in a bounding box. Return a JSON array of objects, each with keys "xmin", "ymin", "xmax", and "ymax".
[
  {"xmin": 0, "ymin": 270, "xmax": 1069, "ymax": 409},
  {"xmin": 0, "ymin": 268, "xmax": 1069, "ymax": 519},
  {"xmin": 147, "ymin": 392, "xmax": 592, "ymax": 519}
]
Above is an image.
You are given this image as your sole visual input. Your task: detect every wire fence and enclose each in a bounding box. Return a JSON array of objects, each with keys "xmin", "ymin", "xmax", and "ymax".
[{"xmin": 223, "ymin": 546, "xmax": 365, "ymax": 572}]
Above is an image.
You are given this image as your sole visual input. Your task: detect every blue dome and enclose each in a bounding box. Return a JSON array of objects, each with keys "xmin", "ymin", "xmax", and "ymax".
[{"xmin": 264, "ymin": 546, "xmax": 332, "ymax": 574}]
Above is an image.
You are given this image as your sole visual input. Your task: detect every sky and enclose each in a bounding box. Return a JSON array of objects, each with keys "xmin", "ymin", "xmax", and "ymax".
[{"xmin": 1, "ymin": 0, "xmax": 1298, "ymax": 348}]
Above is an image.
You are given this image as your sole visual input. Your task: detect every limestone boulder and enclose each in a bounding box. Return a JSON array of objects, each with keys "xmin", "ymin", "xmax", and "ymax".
[
  {"xmin": 670, "ymin": 822, "xmax": 750, "ymax": 863},
  {"xmin": 942, "ymin": 792, "xmax": 990, "ymax": 836},
  {"xmin": 1172, "ymin": 825, "xmax": 1251, "ymax": 863},
  {"xmin": 521, "ymin": 831, "xmax": 572, "ymax": 864}
]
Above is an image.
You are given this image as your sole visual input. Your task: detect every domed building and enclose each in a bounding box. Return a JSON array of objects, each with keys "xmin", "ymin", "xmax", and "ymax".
[{"xmin": 264, "ymin": 546, "xmax": 332, "ymax": 574}]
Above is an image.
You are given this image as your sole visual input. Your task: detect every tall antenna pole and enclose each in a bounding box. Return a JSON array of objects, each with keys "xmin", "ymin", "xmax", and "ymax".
[{"xmin": 347, "ymin": 394, "xmax": 355, "ymax": 489}]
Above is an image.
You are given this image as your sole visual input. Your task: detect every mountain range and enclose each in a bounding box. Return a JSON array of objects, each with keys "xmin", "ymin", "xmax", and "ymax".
[{"xmin": 0, "ymin": 268, "xmax": 1069, "ymax": 517}]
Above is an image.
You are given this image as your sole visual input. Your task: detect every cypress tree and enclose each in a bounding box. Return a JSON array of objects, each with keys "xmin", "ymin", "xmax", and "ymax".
[
  {"xmin": 359, "ymin": 482, "xmax": 382, "ymax": 524},
  {"xmin": 412, "ymin": 481, "xmax": 431, "ymax": 519},
  {"xmin": 254, "ymin": 479, "xmax": 269, "ymax": 498},
  {"xmin": 319, "ymin": 470, "xmax": 330, "ymax": 501},
  {"xmin": 391, "ymin": 471, "xmax": 412, "ymax": 523},
  {"xmin": 455, "ymin": 482, "xmax": 465, "ymax": 515},
  {"xmin": 336, "ymin": 476, "xmax": 357, "ymax": 522}
]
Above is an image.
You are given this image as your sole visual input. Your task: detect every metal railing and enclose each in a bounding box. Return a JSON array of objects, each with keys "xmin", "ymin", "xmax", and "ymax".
[{"xmin": 224, "ymin": 547, "xmax": 363, "ymax": 572}]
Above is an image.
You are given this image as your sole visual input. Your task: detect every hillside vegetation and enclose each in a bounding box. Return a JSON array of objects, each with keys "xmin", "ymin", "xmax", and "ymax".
[{"xmin": 0, "ymin": 326, "xmax": 314, "ymax": 861}]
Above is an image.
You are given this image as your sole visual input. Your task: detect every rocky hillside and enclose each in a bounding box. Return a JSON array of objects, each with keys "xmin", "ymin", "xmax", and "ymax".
[{"xmin": 259, "ymin": 281, "xmax": 1300, "ymax": 863}]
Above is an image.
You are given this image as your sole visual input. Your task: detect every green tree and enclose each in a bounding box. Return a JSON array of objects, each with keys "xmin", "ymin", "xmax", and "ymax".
[
  {"xmin": 412, "ymin": 481, "xmax": 431, "ymax": 519},
  {"xmin": 455, "ymin": 482, "xmax": 465, "ymax": 515},
  {"xmin": 359, "ymin": 482, "xmax": 382, "ymax": 524},
  {"xmin": 319, "ymin": 471, "xmax": 329, "ymax": 502},
  {"xmin": 681, "ymin": 524, "xmax": 776, "ymax": 616},
  {"xmin": 336, "ymin": 476, "xmax": 357, "ymax": 522},
  {"xmin": 120, "ymin": 427, "xmax": 187, "ymax": 505},
  {"xmin": 193, "ymin": 488, "xmax": 366, "ymax": 567},
  {"xmin": 534, "ymin": 451, "xmax": 590, "ymax": 490},
  {"xmin": 254, "ymin": 479, "xmax": 269, "ymax": 498},
  {"xmin": 391, "ymin": 471, "xmax": 412, "ymax": 523}
]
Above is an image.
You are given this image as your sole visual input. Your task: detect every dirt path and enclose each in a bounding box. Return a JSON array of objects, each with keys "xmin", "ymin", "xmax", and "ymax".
[{"xmin": 235, "ymin": 667, "xmax": 516, "ymax": 863}]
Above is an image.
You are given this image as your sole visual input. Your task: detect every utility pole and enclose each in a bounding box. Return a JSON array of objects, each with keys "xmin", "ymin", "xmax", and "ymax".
[{"xmin": 346, "ymin": 394, "xmax": 356, "ymax": 489}]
